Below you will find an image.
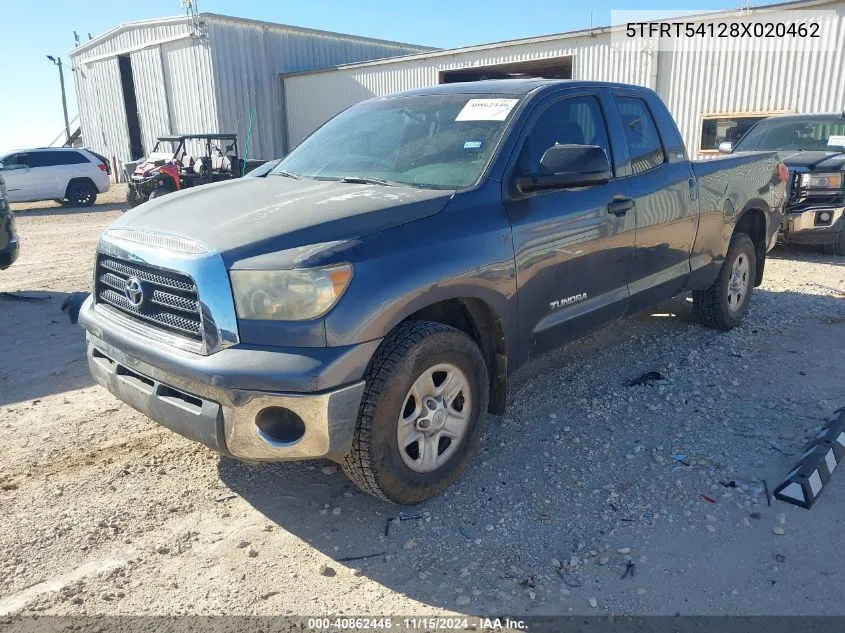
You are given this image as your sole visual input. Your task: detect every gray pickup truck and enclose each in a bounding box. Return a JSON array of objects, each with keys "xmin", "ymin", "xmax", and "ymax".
[
  {"xmin": 79, "ymin": 80, "xmax": 785, "ymax": 504},
  {"xmin": 721, "ymin": 113, "xmax": 845, "ymax": 255}
]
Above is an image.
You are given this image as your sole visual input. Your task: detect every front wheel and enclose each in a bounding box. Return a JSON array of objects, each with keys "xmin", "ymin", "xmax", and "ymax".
[
  {"xmin": 823, "ymin": 231, "xmax": 845, "ymax": 256},
  {"xmin": 147, "ymin": 187, "xmax": 169, "ymax": 200},
  {"xmin": 342, "ymin": 321, "xmax": 489, "ymax": 504},
  {"xmin": 693, "ymin": 232, "xmax": 757, "ymax": 330}
]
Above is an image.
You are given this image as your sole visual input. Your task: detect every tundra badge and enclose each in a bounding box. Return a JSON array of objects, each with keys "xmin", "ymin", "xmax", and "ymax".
[{"xmin": 550, "ymin": 293, "xmax": 587, "ymax": 310}]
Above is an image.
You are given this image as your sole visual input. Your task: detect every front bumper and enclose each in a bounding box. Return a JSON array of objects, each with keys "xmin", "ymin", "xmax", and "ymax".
[
  {"xmin": 781, "ymin": 206, "xmax": 844, "ymax": 245},
  {"xmin": 80, "ymin": 297, "xmax": 377, "ymax": 462},
  {"xmin": 0, "ymin": 235, "xmax": 19, "ymax": 269}
]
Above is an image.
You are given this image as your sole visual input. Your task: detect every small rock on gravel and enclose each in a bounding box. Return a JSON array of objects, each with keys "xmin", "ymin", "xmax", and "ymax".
[
  {"xmin": 618, "ymin": 547, "xmax": 631, "ymax": 555},
  {"xmin": 776, "ymin": 513, "xmax": 786, "ymax": 525},
  {"xmin": 319, "ymin": 563, "xmax": 336, "ymax": 577},
  {"xmin": 331, "ymin": 507, "xmax": 342, "ymax": 515},
  {"xmin": 247, "ymin": 546, "xmax": 258, "ymax": 557},
  {"xmin": 321, "ymin": 466, "xmax": 338, "ymax": 475},
  {"xmin": 772, "ymin": 526, "xmax": 785, "ymax": 535},
  {"xmin": 456, "ymin": 595, "xmax": 471, "ymax": 606},
  {"xmin": 589, "ymin": 597, "xmax": 598, "ymax": 608},
  {"xmin": 404, "ymin": 539, "xmax": 417, "ymax": 550},
  {"xmin": 598, "ymin": 556, "xmax": 610, "ymax": 566}
]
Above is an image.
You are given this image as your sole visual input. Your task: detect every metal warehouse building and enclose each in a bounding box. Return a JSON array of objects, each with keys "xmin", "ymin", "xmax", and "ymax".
[
  {"xmin": 282, "ymin": 0, "xmax": 845, "ymax": 159},
  {"xmin": 73, "ymin": 0, "xmax": 845, "ymax": 172},
  {"xmin": 68, "ymin": 13, "xmax": 432, "ymax": 173}
]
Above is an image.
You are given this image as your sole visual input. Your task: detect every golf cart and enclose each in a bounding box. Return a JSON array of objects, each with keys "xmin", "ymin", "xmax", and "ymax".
[{"xmin": 126, "ymin": 133, "xmax": 242, "ymax": 207}]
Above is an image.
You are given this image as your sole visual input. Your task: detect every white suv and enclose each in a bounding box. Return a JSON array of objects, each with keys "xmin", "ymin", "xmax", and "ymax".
[{"xmin": 0, "ymin": 148, "xmax": 111, "ymax": 207}]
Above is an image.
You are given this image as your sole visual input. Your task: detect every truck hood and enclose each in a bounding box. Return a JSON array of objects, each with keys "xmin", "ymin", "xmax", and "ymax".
[
  {"xmin": 111, "ymin": 177, "xmax": 454, "ymax": 265},
  {"xmin": 778, "ymin": 150, "xmax": 845, "ymax": 171}
]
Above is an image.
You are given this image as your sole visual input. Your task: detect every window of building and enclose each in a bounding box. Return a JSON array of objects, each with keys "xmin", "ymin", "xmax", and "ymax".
[{"xmin": 699, "ymin": 114, "xmax": 774, "ymax": 151}]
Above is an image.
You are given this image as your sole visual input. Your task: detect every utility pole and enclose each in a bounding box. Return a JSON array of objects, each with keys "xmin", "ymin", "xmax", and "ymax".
[{"xmin": 47, "ymin": 55, "xmax": 70, "ymax": 145}]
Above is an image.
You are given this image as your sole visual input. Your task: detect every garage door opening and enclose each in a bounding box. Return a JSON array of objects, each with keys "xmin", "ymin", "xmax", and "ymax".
[
  {"xmin": 118, "ymin": 55, "xmax": 144, "ymax": 160},
  {"xmin": 439, "ymin": 57, "xmax": 572, "ymax": 83}
]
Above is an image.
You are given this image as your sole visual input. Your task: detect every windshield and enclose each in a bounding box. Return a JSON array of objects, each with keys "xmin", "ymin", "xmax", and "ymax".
[
  {"xmin": 273, "ymin": 94, "xmax": 521, "ymax": 189},
  {"xmin": 734, "ymin": 117, "xmax": 845, "ymax": 152}
]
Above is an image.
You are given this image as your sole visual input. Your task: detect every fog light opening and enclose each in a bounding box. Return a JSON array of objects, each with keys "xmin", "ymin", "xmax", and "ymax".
[
  {"xmin": 817, "ymin": 211, "xmax": 832, "ymax": 224},
  {"xmin": 255, "ymin": 407, "xmax": 305, "ymax": 447}
]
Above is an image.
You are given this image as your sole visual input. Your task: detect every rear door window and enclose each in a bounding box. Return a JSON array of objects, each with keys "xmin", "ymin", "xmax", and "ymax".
[
  {"xmin": 29, "ymin": 151, "xmax": 89, "ymax": 167},
  {"xmin": 615, "ymin": 96, "xmax": 666, "ymax": 174}
]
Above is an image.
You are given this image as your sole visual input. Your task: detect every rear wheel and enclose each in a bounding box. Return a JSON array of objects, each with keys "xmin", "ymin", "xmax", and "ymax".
[
  {"xmin": 693, "ymin": 232, "xmax": 757, "ymax": 330},
  {"xmin": 65, "ymin": 180, "xmax": 97, "ymax": 207},
  {"xmin": 341, "ymin": 321, "xmax": 489, "ymax": 504},
  {"xmin": 148, "ymin": 187, "xmax": 169, "ymax": 200},
  {"xmin": 822, "ymin": 231, "xmax": 845, "ymax": 256}
]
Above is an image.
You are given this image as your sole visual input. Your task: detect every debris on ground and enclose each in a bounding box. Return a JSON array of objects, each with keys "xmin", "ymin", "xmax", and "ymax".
[{"xmin": 626, "ymin": 371, "xmax": 666, "ymax": 386}]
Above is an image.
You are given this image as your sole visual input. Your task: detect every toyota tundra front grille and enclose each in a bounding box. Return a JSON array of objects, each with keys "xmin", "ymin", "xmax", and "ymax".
[{"xmin": 94, "ymin": 255, "xmax": 203, "ymax": 341}]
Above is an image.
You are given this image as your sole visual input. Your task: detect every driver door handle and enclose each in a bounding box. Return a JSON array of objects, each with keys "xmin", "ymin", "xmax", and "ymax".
[{"xmin": 607, "ymin": 196, "xmax": 634, "ymax": 217}]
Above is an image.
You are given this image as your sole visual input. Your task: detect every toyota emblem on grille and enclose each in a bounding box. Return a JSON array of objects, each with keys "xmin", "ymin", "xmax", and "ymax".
[{"xmin": 124, "ymin": 277, "xmax": 145, "ymax": 308}]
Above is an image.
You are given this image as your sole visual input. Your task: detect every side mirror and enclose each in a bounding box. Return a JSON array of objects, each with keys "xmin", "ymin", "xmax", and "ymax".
[
  {"xmin": 718, "ymin": 141, "xmax": 734, "ymax": 154},
  {"xmin": 515, "ymin": 144, "xmax": 612, "ymax": 193}
]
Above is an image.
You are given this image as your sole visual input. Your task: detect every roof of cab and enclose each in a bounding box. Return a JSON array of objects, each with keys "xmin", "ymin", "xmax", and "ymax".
[{"xmin": 388, "ymin": 78, "xmax": 655, "ymax": 98}]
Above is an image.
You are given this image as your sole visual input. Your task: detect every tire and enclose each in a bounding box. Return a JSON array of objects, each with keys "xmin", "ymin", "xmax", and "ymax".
[
  {"xmin": 341, "ymin": 321, "xmax": 489, "ymax": 504},
  {"xmin": 65, "ymin": 180, "xmax": 97, "ymax": 207},
  {"xmin": 822, "ymin": 231, "xmax": 845, "ymax": 256},
  {"xmin": 148, "ymin": 187, "xmax": 169, "ymax": 200},
  {"xmin": 693, "ymin": 232, "xmax": 757, "ymax": 330},
  {"xmin": 126, "ymin": 189, "xmax": 141, "ymax": 208}
]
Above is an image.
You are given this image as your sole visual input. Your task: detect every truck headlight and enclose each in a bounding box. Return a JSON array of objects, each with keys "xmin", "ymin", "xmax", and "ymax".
[
  {"xmin": 230, "ymin": 264, "xmax": 353, "ymax": 321},
  {"xmin": 799, "ymin": 172, "xmax": 842, "ymax": 189}
]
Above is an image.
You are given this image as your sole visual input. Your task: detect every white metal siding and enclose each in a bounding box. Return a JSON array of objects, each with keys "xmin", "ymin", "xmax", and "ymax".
[
  {"xmin": 70, "ymin": 19, "xmax": 192, "ymax": 64},
  {"xmin": 131, "ymin": 47, "xmax": 171, "ymax": 154},
  {"xmin": 283, "ymin": 0, "xmax": 845, "ymax": 157},
  {"xmin": 283, "ymin": 32, "xmax": 652, "ymax": 147},
  {"xmin": 73, "ymin": 58, "xmax": 131, "ymax": 174},
  {"xmin": 160, "ymin": 39, "xmax": 218, "ymax": 137},
  {"xmin": 207, "ymin": 16, "xmax": 433, "ymax": 159}
]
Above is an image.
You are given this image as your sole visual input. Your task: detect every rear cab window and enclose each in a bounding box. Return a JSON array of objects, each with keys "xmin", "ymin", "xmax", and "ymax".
[{"xmin": 615, "ymin": 96, "xmax": 666, "ymax": 174}]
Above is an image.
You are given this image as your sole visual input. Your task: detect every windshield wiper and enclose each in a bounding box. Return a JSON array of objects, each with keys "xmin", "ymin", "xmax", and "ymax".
[
  {"xmin": 272, "ymin": 169, "xmax": 302, "ymax": 179},
  {"xmin": 339, "ymin": 176, "xmax": 397, "ymax": 186}
]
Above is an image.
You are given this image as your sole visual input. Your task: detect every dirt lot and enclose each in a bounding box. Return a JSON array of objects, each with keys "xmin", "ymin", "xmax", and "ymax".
[{"xmin": 1, "ymin": 185, "xmax": 844, "ymax": 619}]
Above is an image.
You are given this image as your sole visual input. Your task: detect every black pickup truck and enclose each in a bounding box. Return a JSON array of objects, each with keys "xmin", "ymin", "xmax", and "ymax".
[
  {"xmin": 722, "ymin": 113, "xmax": 845, "ymax": 255},
  {"xmin": 79, "ymin": 80, "xmax": 786, "ymax": 504}
]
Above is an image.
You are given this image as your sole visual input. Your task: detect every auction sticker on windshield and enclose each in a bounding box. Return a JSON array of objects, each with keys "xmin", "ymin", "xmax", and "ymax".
[
  {"xmin": 827, "ymin": 135, "xmax": 845, "ymax": 147},
  {"xmin": 455, "ymin": 98, "xmax": 519, "ymax": 121}
]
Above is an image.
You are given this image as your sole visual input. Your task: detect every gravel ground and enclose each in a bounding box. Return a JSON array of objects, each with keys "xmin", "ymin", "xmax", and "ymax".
[{"xmin": 1, "ymin": 186, "xmax": 844, "ymax": 619}]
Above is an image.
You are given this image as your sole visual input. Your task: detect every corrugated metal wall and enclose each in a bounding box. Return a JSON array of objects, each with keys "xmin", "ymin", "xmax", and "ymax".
[
  {"xmin": 160, "ymin": 38, "xmax": 218, "ymax": 136},
  {"xmin": 71, "ymin": 18, "xmax": 195, "ymax": 173},
  {"xmin": 283, "ymin": 1, "xmax": 845, "ymax": 158},
  {"xmin": 70, "ymin": 13, "xmax": 431, "ymax": 171},
  {"xmin": 130, "ymin": 47, "xmax": 170, "ymax": 152},
  {"xmin": 283, "ymin": 32, "xmax": 652, "ymax": 148},
  {"xmin": 659, "ymin": 5, "xmax": 845, "ymax": 158},
  {"xmin": 206, "ymin": 15, "xmax": 433, "ymax": 160},
  {"xmin": 72, "ymin": 58, "xmax": 131, "ymax": 173}
]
